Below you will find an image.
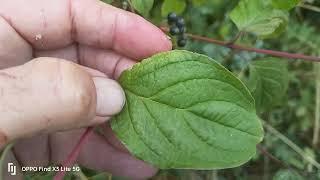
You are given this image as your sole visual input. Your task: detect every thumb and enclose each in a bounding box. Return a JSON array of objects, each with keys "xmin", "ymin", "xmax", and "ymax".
[{"xmin": 0, "ymin": 57, "xmax": 125, "ymax": 147}]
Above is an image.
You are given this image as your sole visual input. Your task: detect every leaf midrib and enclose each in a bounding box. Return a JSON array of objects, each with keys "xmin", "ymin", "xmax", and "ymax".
[{"xmin": 125, "ymin": 89, "xmax": 261, "ymax": 138}]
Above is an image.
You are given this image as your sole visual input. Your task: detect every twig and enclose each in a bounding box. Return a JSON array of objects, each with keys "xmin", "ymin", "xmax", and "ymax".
[
  {"xmin": 187, "ymin": 33, "xmax": 320, "ymax": 62},
  {"xmin": 308, "ymin": 63, "xmax": 320, "ymax": 172},
  {"xmin": 126, "ymin": 0, "xmax": 135, "ymax": 13},
  {"xmin": 54, "ymin": 127, "xmax": 94, "ymax": 180},
  {"xmin": 298, "ymin": 3, "xmax": 320, "ymax": 13},
  {"xmin": 257, "ymin": 144, "xmax": 287, "ymax": 167},
  {"xmin": 226, "ymin": 31, "xmax": 244, "ymax": 45},
  {"xmin": 263, "ymin": 120, "xmax": 320, "ymax": 169},
  {"xmin": 313, "ymin": 64, "xmax": 320, "ymax": 148},
  {"xmin": 160, "ymin": 27, "xmax": 320, "ymax": 62},
  {"xmin": 263, "ymin": 152, "xmax": 269, "ymax": 180}
]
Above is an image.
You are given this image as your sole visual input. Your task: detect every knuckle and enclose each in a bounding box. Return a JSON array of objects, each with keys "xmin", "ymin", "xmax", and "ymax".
[
  {"xmin": 59, "ymin": 61, "xmax": 96, "ymax": 120},
  {"xmin": 28, "ymin": 58, "xmax": 96, "ymax": 122}
]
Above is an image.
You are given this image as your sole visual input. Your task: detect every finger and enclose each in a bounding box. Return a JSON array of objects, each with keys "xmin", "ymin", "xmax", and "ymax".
[
  {"xmin": 0, "ymin": 16, "xmax": 32, "ymax": 69},
  {"xmin": 72, "ymin": 0, "xmax": 172, "ymax": 59},
  {"xmin": 0, "ymin": 0, "xmax": 172, "ymax": 59},
  {"xmin": 98, "ymin": 123, "xmax": 129, "ymax": 154},
  {"xmin": 79, "ymin": 45, "xmax": 135, "ymax": 79},
  {"xmin": 50, "ymin": 129, "xmax": 158, "ymax": 179},
  {"xmin": 35, "ymin": 45, "xmax": 136, "ymax": 79},
  {"xmin": 0, "ymin": 57, "xmax": 125, "ymax": 147},
  {"xmin": 13, "ymin": 134, "xmax": 50, "ymax": 167},
  {"xmin": 34, "ymin": 44, "xmax": 79, "ymax": 64},
  {"xmin": 2, "ymin": 149, "xmax": 24, "ymax": 179}
]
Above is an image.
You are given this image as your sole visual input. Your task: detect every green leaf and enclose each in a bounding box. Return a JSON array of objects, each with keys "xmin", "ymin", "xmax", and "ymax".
[
  {"xmin": 273, "ymin": 169, "xmax": 304, "ymax": 180},
  {"xmin": 246, "ymin": 58, "xmax": 289, "ymax": 113},
  {"xmin": 191, "ymin": 0, "xmax": 206, "ymax": 7},
  {"xmin": 131, "ymin": 0, "xmax": 154, "ymax": 17},
  {"xmin": 229, "ymin": 0, "xmax": 288, "ymax": 38},
  {"xmin": 111, "ymin": 50, "xmax": 263, "ymax": 169},
  {"xmin": 90, "ymin": 173, "xmax": 112, "ymax": 180},
  {"xmin": 100, "ymin": 0, "xmax": 113, "ymax": 4},
  {"xmin": 271, "ymin": 0, "xmax": 300, "ymax": 10},
  {"xmin": 161, "ymin": 0, "xmax": 186, "ymax": 17}
]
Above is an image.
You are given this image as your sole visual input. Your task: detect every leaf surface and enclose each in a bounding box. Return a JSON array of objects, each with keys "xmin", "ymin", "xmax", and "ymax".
[
  {"xmin": 271, "ymin": 0, "xmax": 300, "ymax": 10},
  {"xmin": 161, "ymin": 0, "xmax": 186, "ymax": 17},
  {"xmin": 246, "ymin": 58, "xmax": 289, "ymax": 112},
  {"xmin": 111, "ymin": 50, "xmax": 263, "ymax": 169},
  {"xmin": 229, "ymin": 0, "xmax": 288, "ymax": 38},
  {"xmin": 132, "ymin": 0, "xmax": 154, "ymax": 16},
  {"xmin": 273, "ymin": 169, "xmax": 303, "ymax": 180}
]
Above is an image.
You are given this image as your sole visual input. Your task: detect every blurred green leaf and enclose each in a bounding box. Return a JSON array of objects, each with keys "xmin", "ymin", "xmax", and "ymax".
[
  {"xmin": 89, "ymin": 173, "xmax": 111, "ymax": 180},
  {"xmin": 24, "ymin": 171, "xmax": 74, "ymax": 180},
  {"xmin": 132, "ymin": 0, "xmax": 154, "ymax": 17},
  {"xmin": 161, "ymin": 0, "xmax": 186, "ymax": 17},
  {"xmin": 101, "ymin": 0, "xmax": 113, "ymax": 3},
  {"xmin": 191, "ymin": 0, "xmax": 206, "ymax": 7},
  {"xmin": 229, "ymin": 0, "xmax": 288, "ymax": 38},
  {"xmin": 271, "ymin": 0, "xmax": 300, "ymax": 10},
  {"xmin": 273, "ymin": 169, "xmax": 304, "ymax": 180},
  {"xmin": 246, "ymin": 58, "xmax": 289, "ymax": 112}
]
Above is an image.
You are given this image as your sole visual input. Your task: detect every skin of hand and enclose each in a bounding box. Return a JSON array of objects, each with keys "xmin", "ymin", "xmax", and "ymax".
[{"xmin": 0, "ymin": 0, "xmax": 171, "ymax": 179}]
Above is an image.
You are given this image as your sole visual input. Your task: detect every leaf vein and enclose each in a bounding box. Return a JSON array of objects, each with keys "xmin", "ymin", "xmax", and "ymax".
[{"xmin": 126, "ymin": 100, "xmax": 162, "ymax": 157}]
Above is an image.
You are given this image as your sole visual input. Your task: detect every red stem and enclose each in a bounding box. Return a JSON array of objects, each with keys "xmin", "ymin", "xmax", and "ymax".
[
  {"xmin": 54, "ymin": 127, "xmax": 94, "ymax": 180},
  {"xmin": 160, "ymin": 27, "xmax": 320, "ymax": 62},
  {"xmin": 188, "ymin": 33, "xmax": 320, "ymax": 62},
  {"xmin": 256, "ymin": 144, "xmax": 286, "ymax": 167}
]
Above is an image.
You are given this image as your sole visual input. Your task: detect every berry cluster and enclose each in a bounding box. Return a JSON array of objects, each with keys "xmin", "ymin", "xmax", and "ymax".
[{"xmin": 167, "ymin": 12, "xmax": 187, "ymax": 47}]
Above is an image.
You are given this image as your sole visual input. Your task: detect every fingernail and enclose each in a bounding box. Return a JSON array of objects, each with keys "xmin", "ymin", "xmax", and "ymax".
[{"xmin": 93, "ymin": 77, "xmax": 125, "ymax": 117}]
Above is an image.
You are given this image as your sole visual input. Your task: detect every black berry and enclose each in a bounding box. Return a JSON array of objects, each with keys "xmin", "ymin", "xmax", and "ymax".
[
  {"xmin": 169, "ymin": 26, "xmax": 180, "ymax": 35},
  {"xmin": 177, "ymin": 38, "xmax": 187, "ymax": 47},
  {"xmin": 178, "ymin": 26, "xmax": 186, "ymax": 34},
  {"xmin": 167, "ymin": 12, "xmax": 178, "ymax": 25},
  {"xmin": 176, "ymin": 17, "xmax": 185, "ymax": 28}
]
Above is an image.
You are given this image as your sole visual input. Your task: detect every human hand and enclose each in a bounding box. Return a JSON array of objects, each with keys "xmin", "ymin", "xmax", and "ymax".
[{"xmin": 0, "ymin": 0, "xmax": 171, "ymax": 179}]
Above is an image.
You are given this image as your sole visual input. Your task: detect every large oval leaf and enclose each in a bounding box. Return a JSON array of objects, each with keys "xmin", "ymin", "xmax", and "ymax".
[{"xmin": 111, "ymin": 50, "xmax": 263, "ymax": 169}]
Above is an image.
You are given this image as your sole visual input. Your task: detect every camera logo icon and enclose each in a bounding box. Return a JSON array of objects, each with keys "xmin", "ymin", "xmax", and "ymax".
[{"xmin": 8, "ymin": 163, "xmax": 16, "ymax": 176}]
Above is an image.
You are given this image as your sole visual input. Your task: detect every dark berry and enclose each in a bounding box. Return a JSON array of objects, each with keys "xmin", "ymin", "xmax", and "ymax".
[
  {"xmin": 167, "ymin": 12, "xmax": 178, "ymax": 24},
  {"xmin": 169, "ymin": 26, "xmax": 180, "ymax": 35},
  {"xmin": 178, "ymin": 26, "xmax": 186, "ymax": 34},
  {"xmin": 176, "ymin": 17, "xmax": 185, "ymax": 28},
  {"xmin": 177, "ymin": 38, "xmax": 187, "ymax": 47}
]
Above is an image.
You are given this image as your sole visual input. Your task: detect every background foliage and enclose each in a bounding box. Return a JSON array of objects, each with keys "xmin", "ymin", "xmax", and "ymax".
[{"xmin": 23, "ymin": 0, "xmax": 320, "ymax": 179}]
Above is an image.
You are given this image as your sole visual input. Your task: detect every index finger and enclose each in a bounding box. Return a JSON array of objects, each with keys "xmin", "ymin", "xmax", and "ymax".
[
  {"xmin": 0, "ymin": 0, "xmax": 172, "ymax": 59},
  {"xmin": 72, "ymin": 0, "xmax": 172, "ymax": 59}
]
